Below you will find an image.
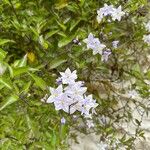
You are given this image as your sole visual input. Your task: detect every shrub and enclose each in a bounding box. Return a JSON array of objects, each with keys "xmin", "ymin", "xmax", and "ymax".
[{"xmin": 0, "ymin": 0, "xmax": 150, "ymax": 149}]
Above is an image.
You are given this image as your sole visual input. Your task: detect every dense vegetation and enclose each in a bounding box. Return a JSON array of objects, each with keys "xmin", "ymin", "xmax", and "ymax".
[{"xmin": 0, "ymin": 0, "xmax": 150, "ymax": 149}]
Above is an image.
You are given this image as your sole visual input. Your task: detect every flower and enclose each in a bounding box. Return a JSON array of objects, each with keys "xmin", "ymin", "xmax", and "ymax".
[
  {"xmin": 112, "ymin": 40, "xmax": 119, "ymax": 48},
  {"xmin": 83, "ymin": 33, "xmax": 106, "ymax": 55},
  {"xmin": 97, "ymin": 4, "xmax": 114, "ymax": 23},
  {"xmin": 65, "ymin": 82, "xmax": 87, "ymax": 100},
  {"xmin": 47, "ymin": 84, "xmax": 63, "ymax": 103},
  {"xmin": 45, "ymin": 68, "xmax": 99, "ymax": 117},
  {"xmin": 61, "ymin": 117, "xmax": 66, "ymax": 124},
  {"xmin": 60, "ymin": 68, "xmax": 77, "ymax": 84},
  {"xmin": 101, "ymin": 50, "xmax": 111, "ymax": 62},
  {"xmin": 145, "ymin": 21, "xmax": 150, "ymax": 32},
  {"xmin": 53, "ymin": 93, "xmax": 71, "ymax": 113},
  {"xmin": 143, "ymin": 34, "xmax": 150, "ymax": 45},
  {"xmin": 97, "ymin": 4, "xmax": 125, "ymax": 23},
  {"xmin": 81, "ymin": 95, "xmax": 98, "ymax": 116},
  {"xmin": 111, "ymin": 6, "xmax": 125, "ymax": 21}
]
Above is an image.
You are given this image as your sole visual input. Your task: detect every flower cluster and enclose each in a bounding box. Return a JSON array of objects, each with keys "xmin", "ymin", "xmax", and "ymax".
[
  {"xmin": 97, "ymin": 4, "xmax": 125, "ymax": 23},
  {"xmin": 83, "ymin": 33, "xmax": 106, "ymax": 55},
  {"xmin": 143, "ymin": 21, "xmax": 150, "ymax": 45},
  {"xmin": 83, "ymin": 33, "xmax": 112, "ymax": 61},
  {"xmin": 45, "ymin": 68, "xmax": 98, "ymax": 118}
]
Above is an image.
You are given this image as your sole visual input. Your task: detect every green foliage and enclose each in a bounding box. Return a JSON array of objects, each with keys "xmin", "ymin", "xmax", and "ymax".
[{"xmin": 0, "ymin": 0, "xmax": 150, "ymax": 149}]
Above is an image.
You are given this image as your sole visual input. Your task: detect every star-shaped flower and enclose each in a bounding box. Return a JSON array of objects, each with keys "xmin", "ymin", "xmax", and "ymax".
[
  {"xmin": 111, "ymin": 6, "xmax": 125, "ymax": 21},
  {"xmin": 47, "ymin": 84, "xmax": 63, "ymax": 103},
  {"xmin": 60, "ymin": 68, "xmax": 77, "ymax": 84},
  {"xmin": 83, "ymin": 33, "xmax": 106, "ymax": 55}
]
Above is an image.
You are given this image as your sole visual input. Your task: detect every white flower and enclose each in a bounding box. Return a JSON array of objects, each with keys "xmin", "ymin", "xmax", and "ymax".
[
  {"xmin": 83, "ymin": 33, "xmax": 98, "ymax": 49},
  {"xmin": 86, "ymin": 120, "xmax": 94, "ymax": 128},
  {"xmin": 60, "ymin": 68, "xmax": 77, "ymax": 84},
  {"xmin": 101, "ymin": 50, "xmax": 111, "ymax": 62},
  {"xmin": 61, "ymin": 117, "xmax": 66, "ymax": 124},
  {"xmin": 111, "ymin": 6, "xmax": 125, "ymax": 21},
  {"xmin": 65, "ymin": 82, "xmax": 87, "ymax": 100},
  {"xmin": 47, "ymin": 85, "xmax": 63, "ymax": 103},
  {"xmin": 145, "ymin": 21, "xmax": 150, "ymax": 32},
  {"xmin": 97, "ymin": 4, "xmax": 125, "ymax": 23},
  {"xmin": 83, "ymin": 33, "xmax": 106, "ymax": 55},
  {"xmin": 81, "ymin": 95, "xmax": 98, "ymax": 116},
  {"xmin": 143, "ymin": 34, "xmax": 150, "ymax": 45},
  {"xmin": 45, "ymin": 68, "xmax": 99, "ymax": 117},
  {"xmin": 97, "ymin": 4, "xmax": 114, "ymax": 23},
  {"xmin": 112, "ymin": 40, "xmax": 119, "ymax": 48},
  {"xmin": 54, "ymin": 93, "xmax": 71, "ymax": 113},
  {"xmin": 69, "ymin": 101, "xmax": 83, "ymax": 114}
]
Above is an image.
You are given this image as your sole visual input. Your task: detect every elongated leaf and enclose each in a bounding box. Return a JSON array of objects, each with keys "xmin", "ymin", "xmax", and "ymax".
[
  {"xmin": 56, "ymin": 20, "xmax": 66, "ymax": 31},
  {"xmin": 0, "ymin": 39, "xmax": 14, "ymax": 46},
  {"xmin": 58, "ymin": 36, "xmax": 74, "ymax": 47},
  {"xmin": 21, "ymin": 81, "xmax": 31, "ymax": 94},
  {"xmin": 8, "ymin": 65, "xmax": 14, "ymax": 78},
  {"xmin": 0, "ymin": 95, "xmax": 18, "ymax": 111},
  {"xmin": 45, "ymin": 30, "xmax": 59, "ymax": 39},
  {"xmin": 13, "ymin": 67, "xmax": 29, "ymax": 76},
  {"xmin": 29, "ymin": 73, "xmax": 47, "ymax": 90},
  {"xmin": 49, "ymin": 55, "xmax": 67, "ymax": 69},
  {"xmin": 0, "ymin": 77, "xmax": 13, "ymax": 89},
  {"xmin": 0, "ymin": 48, "xmax": 7, "ymax": 60},
  {"xmin": 70, "ymin": 19, "xmax": 81, "ymax": 32},
  {"xmin": 19, "ymin": 54, "xmax": 27, "ymax": 67}
]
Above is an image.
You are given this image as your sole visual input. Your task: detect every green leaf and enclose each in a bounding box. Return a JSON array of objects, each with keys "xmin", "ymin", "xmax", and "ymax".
[
  {"xmin": 18, "ymin": 54, "xmax": 27, "ymax": 67},
  {"xmin": 13, "ymin": 67, "xmax": 29, "ymax": 76},
  {"xmin": 0, "ymin": 48, "xmax": 7, "ymax": 60},
  {"xmin": 49, "ymin": 55, "xmax": 67, "ymax": 69},
  {"xmin": 0, "ymin": 77, "xmax": 13, "ymax": 89},
  {"xmin": 0, "ymin": 95, "xmax": 18, "ymax": 111},
  {"xmin": 70, "ymin": 19, "xmax": 81, "ymax": 32},
  {"xmin": 8, "ymin": 65, "xmax": 14, "ymax": 78},
  {"xmin": 29, "ymin": 73, "xmax": 47, "ymax": 90},
  {"xmin": 21, "ymin": 81, "xmax": 31, "ymax": 94},
  {"xmin": 0, "ymin": 39, "xmax": 14, "ymax": 46},
  {"xmin": 56, "ymin": 20, "xmax": 66, "ymax": 31},
  {"xmin": 45, "ymin": 30, "xmax": 59, "ymax": 39},
  {"xmin": 58, "ymin": 36, "xmax": 74, "ymax": 47}
]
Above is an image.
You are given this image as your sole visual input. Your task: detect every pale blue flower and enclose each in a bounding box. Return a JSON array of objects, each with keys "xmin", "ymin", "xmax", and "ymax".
[
  {"xmin": 112, "ymin": 40, "xmax": 119, "ymax": 48},
  {"xmin": 61, "ymin": 117, "xmax": 66, "ymax": 124},
  {"xmin": 60, "ymin": 68, "xmax": 77, "ymax": 84},
  {"xmin": 83, "ymin": 33, "xmax": 106, "ymax": 55}
]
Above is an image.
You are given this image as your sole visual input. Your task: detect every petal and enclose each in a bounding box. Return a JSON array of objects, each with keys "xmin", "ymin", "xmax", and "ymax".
[{"xmin": 65, "ymin": 68, "xmax": 71, "ymax": 74}]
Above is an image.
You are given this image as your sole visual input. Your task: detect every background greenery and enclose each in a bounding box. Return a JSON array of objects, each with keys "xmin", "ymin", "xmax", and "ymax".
[{"xmin": 0, "ymin": 0, "xmax": 150, "ymax": 149}]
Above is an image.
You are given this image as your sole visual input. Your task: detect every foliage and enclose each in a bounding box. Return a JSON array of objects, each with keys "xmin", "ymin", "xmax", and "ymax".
[{"xmin": 0, "ymin": 0, "xmax": 150, "ymax": 149}]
